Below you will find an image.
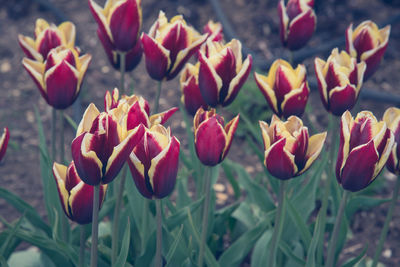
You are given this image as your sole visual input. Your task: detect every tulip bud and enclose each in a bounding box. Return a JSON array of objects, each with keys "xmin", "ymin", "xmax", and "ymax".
[
  {"xmin": 22, "ymin": 46, "xmax": 91, "ymax": 109},
  {"xmin": 336, "ymin": 111, "xmax": 394, "ymax": 192},
  {"xmin": 260, "ymin": 115, "xmax": 326, "ymax": 180},
  {"xmin": 53, "ymin": 162, "xmax": 107, "ymax": 224},
  {"xmin": 0, "ymin": 127, "xmax": 10, "ymax": 162},
  {"xmin": 203, "ymin": 20, "xmax": 224, "ymax": 42},
  {"xmin": 198, "ymin": 39, "xmax": 252, "ymax": 107},
  {"xmin": 180, "ymin": 63, "xmax": 208, "ymax": 116},
  {"xmin": 278, "ymin": 0, "xmax": 316, "ymax": 50},
  {"xmin": 346, "ymin": 20, "xmax": 390, "ymax": 80},
  {"xmin": 193, "ymin": 108, "xmax": 239, "ymax": 166},
  {"xmin": 128, "ymin": 125, "xmax": 180, "ymax": 199},
  {"xmin": 254, "ymin": 59, "xmax": 309, "ymax": 118},
  {"xmin": 71, "ymin": 103, "xmax": 145, "ymax": 185},
  {"xmin": 18, "ymin": 18, "xmax": 76, "ymax": 62},
  {"xmin": 315, "ymin": 48, "xmax": 366, "ymax": 116},
  {"xmin": 382, "ymin": 107, "xmax": 400, "ymax": 175},
  {"xmin": 141, "ymin": 11, "xmax": 208, "ymax": 81}
]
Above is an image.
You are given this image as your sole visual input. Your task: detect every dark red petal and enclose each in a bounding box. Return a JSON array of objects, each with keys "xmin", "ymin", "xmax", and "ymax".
[
  {"xmin": 329, "ymin": 84, "xmax": 357, "ymax": 116},
  {"xmin": 386, "ymin": 151, "xmax": 397, "ymax": 174},
  {"xmin": 152, "ymin": 137, "xmax": 180, "ymax": 198},
  {"xmin": 0, "ymin": 127, "xmax": 10, "ymax": 162},
  {"xmin": 278, "ymin": 0, "xmax": 287, "ymax": 46},
  {"xmin": 286, "ymin": 9, "xmax": 316, "ymax": 50},
  {"xmin": 275, "ymin": 66, "xmax": 294, "ymax": 104},
  {"xmin": 363, "ymin": 42, "xmax": 388, "ymax": 80},
  {"xmin": 183, "ymin": 75, "xmax": 208, "ymax": 116},
  {"xmin": 281, "ymin": 82, "xmax": 309, "ymax": 118},
  {"xmin": 340, "ymin": 140, "xmax": 379, "ymax": 192},
  {"xmin": 128, "ymin": 155, "xmax": 153, "ymax": 199},
  {"xmin": 265, "ymin": 138, "xmax": 296, "ymax": 180},
  {"xmin": 141, "ymin": 33, "xmax": 169, "ymax": 81},
  {"xmin": 109, "ymin": 0, "xmax": 141, "ymax": 52},
  {"xmin": 214, "ymin": 48, "xmax": 236, "ymax": 102},
  {"xmin": 293, "ymin": 128, "xmax": 309, "ymax": 170},
  {"xmin": 161, "ymin": 23, "xmax": 188, "ymax": 66},
  {"xmin": 286, "ymin": 0, "xmax": 302, "ymax": 20},
  {"xmin": 353, "ymin": 28, "xmax": 376, "ymax": 60},
  {"xmin": 127, "ymin": 102, "xmax": 150, "ymax": 130},
  {"xmin": 198, "ymin": 52, "xmax": 220, "ymax": 107},
  {"xmin": 45, "ymin": 61, "xmax": 79, "ymax": 109},
  {"xmin": 45, "ymin": 49, "xmax": 76, "ymax": 72},
  {"xmin": 65, "ymin": 161, "xmax": 81, "ymax": 192},
  {"xmin": 38, "ymin": 29, "xmax": 62, "ymax": 59},
  {"xmin": 314, "ymin": 60, "xmax": 330, "ymax": 111},
  {"xmin": 195, "ymin": 117, "xmax": 226, "ymax": 166}
]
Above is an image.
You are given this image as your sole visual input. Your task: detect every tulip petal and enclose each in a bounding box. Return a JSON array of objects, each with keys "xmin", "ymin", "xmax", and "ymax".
[
  {"xmin": 22, "ymin": 58, "xmax": 47, "ymax": 100},
  {"xmin": 259, "ymin": 121, "xmax": 271, "ymax": 152},
  {"xmin": 52, "ymin": 163, "xmax": 71, "ymax": 218},
  {"xmin": 88, "ymin": 0, "xmax": 114, "ymax": 43},
  {"xmin": 298, "ymin": 132, "xmax": 327, "ymax": 175},
  {"xmin": 373, "ymin": 130, "xmax": 394, "ymax": 178},
  {"xmin": 198, "ymin": 51, "xmax": 223, "ymax": 107},
  {"xmin": 281, "ymin": 82, "xmax": 309, "ymax": 118},
  {"xmin": 387, "ymin": 144, "xmax": 398, "ymax": 174},
  {"xmin": 340, "ymin": 140, "xmax": 379, "ymax": 192},
  {"xmin": 141, "ymin": 33, "xmax": 171, "ymax": 80},
  {"xmin": 265, "ymin": 138, "xmax": 298, "ymax": 179},
  {"xmin": 76, "ymin": 103, "xmax": 100, "ymax": 136},
  {"xmin": 278, "ymin": 0, "xmax": 289, "ymax": 45},
  {"xmin": 18, "ymin": 35, "xmax": 43, "ymax": 61},
  {"xmin": 37, "ymin": 29, "xmax": 62, "ymax": 59},
  {"xmin": 314, "ymin": 58, "xmax": 330, "ymax": 111},
  {"xmin": 222, "ymin": 115, "xmax": 239, "ymax": 160},
  {"xmin": 77, "ymin": 54, "xmax": 92, "ymax": 89},
  {"xmin": 148, "ymin": 136, "xmax": 180, "ymax": 198},
  {"xmin": 149, "ymin": 107, "xmax": 179, "ymax": 126},
  {"xmin": 286, "ymin": 9, "xmax": 316, "ymax": 50},
  {"xmin": 328, "ymin": 84, "xmax": 357, "ymax": 116},
  {"xmin": 127, "ymin": 102, "xmax": 150, "ymax": 130},
  {"xmin": 0, "ymin": 127, "xmax": 10, "ymax": 162},
  {"xmin": 58, "ymin": 21, "xmax": 76, "ymax": 48},
  {"xmin": 254, "ymin": 72, "xmax": 279, "ymax": 115},
  {"xmin": 336, "ymin": 111, "xmax": 353, "ymax": 181},
  {"xmin": 362, "ymin": 35, "xmax": 389, "ymax": 80},
  {"xmin": 128, "ymin": 153, "xmax": 153, "ymax": 199}
]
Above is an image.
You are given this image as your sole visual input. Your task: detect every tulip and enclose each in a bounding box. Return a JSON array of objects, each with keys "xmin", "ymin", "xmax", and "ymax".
[
  {"xmin": 128, "ymin": 125, "xmax": 180, "ymax": 199},
  {"xmin": 254, "ymin": 59, "xmax": 309, "ymax": 118},
  {"xmin": 193, "ymin": 108, "xmax": 239, "ymax": 166},
  {"xmin": 89, "ymin": 0, "xmax": 142, "ymax": 53},
  {"xmin": 22, "ymin": 46, "xmax": 91, "ymax": 109},
  {"xmin": 198, "ymin": 39, "xmax": 252, "ymax": 107},
  {"xmin": 259, "ymin": 115, "xmax": 326, "ymax": 180},
  {"xmin": 336, "ymin": 111, "xmax": 394, "ymax": 192},
  {"xmin": 278, "ymin": 0, "xmax": 316, "ymax": 50},
  {"xmin": 18, "ymin": 18, "xmax": 76, "ymax": 62},
  {"xmin": 382, "ymin": 107, "xmax": 400, "ymax": 175},
  {"xmin": 53, "ymin": 161, "xmax": 107, "ymax": 224},
  {"xmin": 0, "ymin": 127, "xmax": 10, "ymax": 162},
  {"xmin": 346, "ymin": 20, "xmax": 390, "ymax": 80},
  {"xmin": 203, "ymin": 20, "xmax": 224, "ymax": 42},
  {"xmin": 315, "ymin": 48, "xmax": 366, "ymax": 116},
  {"xmin": 180, "ymin": 63, "xmax": 208, "ymax": 116},
  {"xmin": 71, "ymin": 103, "xmax": 145, "ymax": 185},
  {"xmin": 141, "ymin": 11, "xmax": 208, "ymax": 81}
]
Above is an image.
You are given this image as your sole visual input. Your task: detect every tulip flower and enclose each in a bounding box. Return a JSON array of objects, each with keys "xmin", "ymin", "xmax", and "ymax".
[
  {"xmin": 71, "ymin": 103, "xmax": 145, "ymax": 186},
  {"xmin": 315, "ymin": 48, "xmax": 366, "ymax": 116},
  {"xmin": 18, "ymin": 18, "xmax": 76, "ymax": 62},
  {"xmin": 104, "ymin": 88, "xmax": 178, "ymax": 130},
  {"xmin": 0, "ymin": 127, "xmax": 10, "ymax": 162},
  {"xmin": 22, "ymin": 46, "xmax": 91, "ymax": 109},
  {"xmin": 193, "ymin": 108, "xmax": 239, "ymax": 166},
  {"xmin": 346, "ymin": 20, "xmax": 390, "ymax": 80},
  {"xmin": 203, "ymin": 20, "xmax": 224, "ymax": 42},
  {"xmin": 53, "ymin": 161, "xmax": 107, "ymax": 224},
  {"xmin": 336, "ymin": 111, "xmax": 394, "ymax": 192},
  {"xmin": 278, "ymin": 0, "xmax": 316, "ymax": 50},
  {"xmin": 254, "ymin": 59, "xmax": 309, "ymax": 118},
  {"xmin": 198, "ymin": 39, "xmax": 252, "ymax": 107},
  {"xmin": 180, "ymin": 63, "xmax": 208, "ymax": 116},
  {"xmin": 260, "ymin": 115, "xmax": 326, "ymax": 180},
  {"xmin": 128, "ymin": 125, "xmax": 180, "ymax": 199},
  {"xmin": 381, "ymin": 107, "xmax": 400, "ymax": 175},
  {"xmin": 141, "ymin": 11, "xmax": 208, "ymax": 81}
]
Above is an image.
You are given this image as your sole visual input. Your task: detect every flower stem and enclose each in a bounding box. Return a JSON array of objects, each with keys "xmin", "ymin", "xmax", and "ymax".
[
  {"xmin": 59, "ymin": 110, "xmax": 64, "ymax": 164},
  {"xmin": 154, "ymin": 81, "xmax": 162, "ymax": 113},
  {"xmin": 326, "ymin": 190, "xmax": 350, "ymax": 267},
  {"xmin": 288, "ymin": 50, "xmax": 294, "ymax": 65},
  {"xmin": 79, "ymin": 225, "xmax": 85, "ymax": 267},
  {"xmin": 119, "ymin": 52, "xmax": 126, "ymax": 95},
  {"xmin": 268, "ymin": 180, "xmax": 287, "ymax": 267},
  {"xmin": 90, "ymin": 185, "xmax": 100, "ymax": 267},
  {"xmin": 155, "ymin": 199, "xmax": 163, "ymax": 267},
  {"xmin": 372, "ymin": 177, "xmax": 400, "ymax": 267},
  {"xmin": 111, "ymin": 165, "xmax": 127, "ymax": 265},
  {"xmin": 198, "ymin": 167, "xmax": 212, "ymax": 267},
  {"xmin": 141, "ymin": 199, "xmax": 149, "ymax": 252},
  {"xmin": 51, "ymin": 108, "xmax": 56, "ymax": 160}
]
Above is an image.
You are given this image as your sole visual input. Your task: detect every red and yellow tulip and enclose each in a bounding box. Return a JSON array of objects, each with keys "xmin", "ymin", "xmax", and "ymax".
[
  {"xmin": 0, "ymin": 127, "xmax": 10, "ymax": 162},
  {"xmin": 315, "ymin": 48, "xmax": 366, "ymax": 116},
  {"xmin": 198, "ymin": 39, "xmax": 252, "ymax": 107},
  {"xmin": 71, "ymin": 103, "xmax": 145, "ymax": 185},
  {"xmin": 194, "ymin": 108, "xmax": 239, "ymax": 166},
  {"xmin": 128, "ymin": 125, "xmax": 180, "ymax": 199},
  {"xmin": 203, "ymin": 20, "xmax": 224, "ymax": 42},
  {"xmin": 254, "ymin": 59, "xmax": 309, "ymax": 118},
  {"xmin": 22, "ymin": 46, "xmax": 91, "ymax": 109},
  {"xmin": 346, "ymin": 20, "xmax": 390, "ymax": 80},
  {"xmin": 260, "ymin": 115, "xmax": 326, "ymax": 180},
  {"xmin": 18, "ymin": 18, "xmax": 76, "ymax": 62},
  {"xmin": 141, "ymin": 11, "xmax": 208, "ymax": 81},
  {"xmin": 336, "ymin": 111, "xmax": 394, "ymax": 192},
  {"xmin": 278, "ymin": 0, "xmax": 316, "ymax": 50},
  {"xmin": 53, "ymin": 161, "xmax": 107, "ymax": 224},
  {"xmin": 382, "ymin": 107, "xmax": 400, "ymax": 175}
]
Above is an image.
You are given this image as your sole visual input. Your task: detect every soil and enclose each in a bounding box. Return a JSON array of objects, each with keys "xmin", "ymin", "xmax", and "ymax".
[{"xmin": 1, "ymin": 0, "xmax": 400, "ymax": 265}]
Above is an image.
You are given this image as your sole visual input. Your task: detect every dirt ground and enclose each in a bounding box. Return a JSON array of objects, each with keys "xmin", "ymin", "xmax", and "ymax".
[{"xmin": 1, "ymin": 0, "xmax": 400, "ymax": 265}]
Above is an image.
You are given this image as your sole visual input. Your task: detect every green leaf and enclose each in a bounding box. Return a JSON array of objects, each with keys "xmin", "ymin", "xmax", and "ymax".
[
  {"xmin": 165, "ymin": 197, "xmax": 204, "ymax": 231},
  {"xmin": 341, "ymin": 244, "xmax": 368, "ymax": 267},
  {"xmin": 239, "ymin": 111, "xmax": 263, "ymax": 144},
  {"xmin": 285, "ymin": 195, "xmax": 312, "ymax": 248},
  {"xmin": 0, "ymin": 254, "xmax": 9, "ymax": 267},
  {"xmin": 7, "ymin": 249, "xmax": 55, "ymax": 267},
  {"xmin": 279, "ymin": 240, "xmax": 306, "ymax": 266},
  {"xmin": 346, "ymin": 196, "xmax": 391, "ymax": 218},
  {"xmin": 165, "ymin": 225, "xmax": 184, "ymax": 267},
  {"xmin": 251, "ymin": 229, "xmax": 272, "ymax": 267},
  {"xmin": 114, "ymin": 220, "xmax": 131, "ymax": 267},
  {"xmin": 63, "ymin": 113, "xmax": 77, "ymax": 131},
  {"xmin": 305, "ymin": 208, "xmax": 323, "ymax": 267},
  {"xmin": 0, "ymin": 214, "xmax": 25, "ymax": 257},
  {"xmin": 221, "ymin": 161, "xmax": 241, "ymax": 199}
]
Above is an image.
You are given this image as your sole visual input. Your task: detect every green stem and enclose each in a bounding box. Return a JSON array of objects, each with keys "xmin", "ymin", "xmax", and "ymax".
[
  {"xmin": 326, "ymin": 190, "xmax": 350, "ymax": 267},
  {"xmin": 79, "ymin": 225, "xmax": 85, "ymax": 267},
  {"xmin": 288, "ymin": 50, "xmax": 294, "ymax": 65},
  {"xmin": 154, "ymin": 81, "xmax": 162, "ymax": 113},
  {"xmin": 111, "ymin": 165, "xmax": 127, "ymax": 265},
  {"xmin": 155, "ymin": 199, "xmax": 163, "ymax": 267},
  {"xmin": 90, "ymin": 185, "xmax": 100, "ymax": 267},
  {"xmin": 59, "ymin": 110, "xmax": 65, "ymax": 164},
  {"xmin": 372, "ymin": 177, "xmax": 400, "ymax": 267},
  {"xmin": 198, "ymin": 167, "xmax": 212, "ymax": 267},
  {"xmin": 141, "ymin": 199, "xmax": 149, "ymax": 252},
  {"xmin": 51, "ymin": 108, "xmax": 56, "ymax": 161},
  {"xmin": 268, "ymin": 180, "xmax": 287, "ymax": 267},
  {"xmin": 119, "ymin": 52, "xmax": 126, "ymax": 95}
]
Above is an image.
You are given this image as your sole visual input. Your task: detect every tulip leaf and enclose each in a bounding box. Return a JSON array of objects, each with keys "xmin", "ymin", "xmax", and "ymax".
[
  {"xmin": 279, "ymin": 240, "xmax": 306, "ymax": 266},
  {"xmin": 221, "ymin": 161, "xmax": 241, "ymax": 199},
  {"xmin": 0, "ymin": 232, "xmax": 20, "ymax": 261},
  {"xmin": 63, "ymin": 113, "xmax": 77, "ymax": 131},
  {"xmin": 0, "ymin": 214, "xmax": 24, "ymax": 258},
  {"xmin": 165, "ymin": 196, "xmax": 204, "ymax": 231},
  {"xmin": 0, "ymin": 255, "xmax": 9, "ymax": 267},
  {"xmin": 341, "ymin": 244, "xmax": 368, "ymax": 267},
  {"xmin": 345, "ymin": 196, "xmax": 391, "ymax": 219},
  {"xmin": 115, "ymin": 220, "xmax": 130, "ymax": 267},
  {"xmin": 165, "ymin": 225, "xmax": 184, "ymax": 267},
  {"xmin": 305, "ymin": 207, "xmax": 323, "ymax": 267},
  {"xmin": 285, "ymin": 195, "xmax": 312, "ymax": 248},
  {"xmin": 250, "ymin": 229, "xmax": 272, "ymax": 267},
  {"xmin": 239, "ymin": 111, "xmax": 263, "ymax": 145}
]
